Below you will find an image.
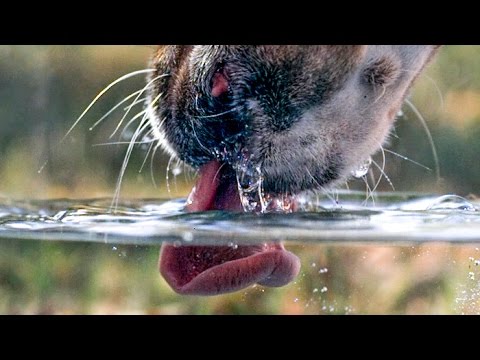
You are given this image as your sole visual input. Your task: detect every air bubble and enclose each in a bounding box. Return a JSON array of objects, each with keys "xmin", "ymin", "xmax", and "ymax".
[
  {"xmin": 469, "ymin": 272, "xmax": 475, "ymax": 280},
  {"xmin": 320, "ymin": 286, "xmax": 328, "ymax": 293},
  {"xmin": 313, "ymin": 288, "xmax": 319, "ymax": 293},
  {"xmin": 319, "ymin": 268, "xmax": 328, "ymax": 274},
  {"xmin": 182, "ymin": 232, "xmax": 194, "ymax": 242},
  {"xmin": 351, "ymin": 157, "xmax": 372, "ymax": 178}
]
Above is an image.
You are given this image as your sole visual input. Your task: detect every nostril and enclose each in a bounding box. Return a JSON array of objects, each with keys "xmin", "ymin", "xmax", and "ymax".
[{"xmin": 211, "ymin": 69, "xmax": 229, "ymax": 98}]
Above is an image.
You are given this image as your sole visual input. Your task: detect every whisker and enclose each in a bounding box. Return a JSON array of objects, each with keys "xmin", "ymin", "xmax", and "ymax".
[
  {"xmin": 305, "ymin": 167, "xmax": 336, "ymax": 205},
  {"xmin": 371, "ymin": 158, "xmax": 395, "ymax": 191},
  {"xmin": 165, "ymin": 154, "xmax": 176, "ymax": 197},
  {"xmin": 361, "ymin": 176, "xmax": 375, "ymax": 207},
  {"xmin": 92, "ymin": 139, "xmax": 156, "ymax": 147},
  {"xmin": 173, "ymin": 158, "xmax": 182, "ymax": 192},
  {"xmin": 398, "ymin": 68, "xmax": 444, "ymax": 109},
  {"xmin": 189, "ymin": 118, "xmax": 211, "ymax": 154},
  {"xmin": 213, "ymin": 162, "xmax": 228, "ymax": 185},
  {"xmin": 118, "ymin": 109, "xmax": 148, "ymax": 139},
  {"xmin": 365, "ymin": 146, "xmax": 386, "ymax": 202},
  {"xmin": 150, "ymin": 143, "xmax": 161, "ymax": 189},
  {"xmin": 139, "ymin": 141, "xmax": 155, "ymax": 173},
  {"xmin": 63, "ymin": 69, "xmax": 155, "ymax": 143},
  {"xmin": 373, "ymin": 84, "xmax": 387, "ymax": 103},
  {"xmin": 195, "ymin": 107, "xmax": 239, "ymax": 119},
  {"xmin": 383, "ymin": 148, "xmax": 432, "ymax": 171},
  {"xmin": 109, "ymin": 74, "xmax": 168, "ymax": 139},
  {"xmin": 123, "ymin": 97, "xmax": 147, "ymax": 111},
  {"xmin": 110, "ymin": 111, "xmax": 151, "ymax": 212},
  {"xmin": 403, "ymin": 98, "xmax": 440, "ymax": 181},
  {"xmin": 89, "ymin": 89, "xmax": 144, "ymax": 131}
]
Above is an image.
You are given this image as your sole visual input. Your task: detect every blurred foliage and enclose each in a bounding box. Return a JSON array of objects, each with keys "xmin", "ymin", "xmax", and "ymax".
[
  {"xmin": 0, "ymin": 240, "xmax": 478, "ymax": 314},
  {"xmin": 1, "ymin": 46, "xmax": 480, "ymax": 314}
]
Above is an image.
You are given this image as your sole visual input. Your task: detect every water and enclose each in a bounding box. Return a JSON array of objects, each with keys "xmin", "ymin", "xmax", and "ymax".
[
  {"xmin": 1, "ymin": 191, "xmax": 480, "ymax": 314},
  {"xmin": 2, "ymin": 191, "xmax": 480, "ymax": 245}
]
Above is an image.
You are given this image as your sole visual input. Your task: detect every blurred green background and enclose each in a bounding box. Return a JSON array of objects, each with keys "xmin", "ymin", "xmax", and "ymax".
[{"xmin": 0, "ymin": 45, "xmax": 479, "ymax": 314}]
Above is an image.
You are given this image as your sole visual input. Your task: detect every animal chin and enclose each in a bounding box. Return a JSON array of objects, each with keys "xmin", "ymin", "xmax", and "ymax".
[{"xmin": 159, "ymin": 160, "xmax": 301, "ymax": 296}]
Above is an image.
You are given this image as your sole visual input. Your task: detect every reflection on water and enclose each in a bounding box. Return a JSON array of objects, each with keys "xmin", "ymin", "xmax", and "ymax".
[{"xmin": 1, "ymin": 191, "xmax": 480, "ymax": 312}]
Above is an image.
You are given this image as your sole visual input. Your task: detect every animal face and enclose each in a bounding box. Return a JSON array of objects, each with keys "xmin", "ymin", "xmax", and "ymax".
[{"xmin": 148, "ymin": 45, "xmax": 439, "ymax": 195}]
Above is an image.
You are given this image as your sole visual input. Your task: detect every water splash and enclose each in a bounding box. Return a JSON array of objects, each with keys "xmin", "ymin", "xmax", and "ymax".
[
  {"xmin": 351, "ymin": 157, "xmax": 372, "ymax": 178},
  {"xmin": 426, "ymin": 195, "xmax": 477, "ymax": 212},
  {"xmin": 234, "ymin": 151, "xmax": 294, "ymax": 214}
]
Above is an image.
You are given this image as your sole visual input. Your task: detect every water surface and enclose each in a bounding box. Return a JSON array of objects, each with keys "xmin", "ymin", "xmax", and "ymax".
[{"xmin": 1, "ymin": 191, "xmax": 480, "ymax": 245}]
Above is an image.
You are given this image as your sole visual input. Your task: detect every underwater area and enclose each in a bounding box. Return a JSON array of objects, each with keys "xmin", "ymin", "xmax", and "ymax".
[{"xmin": 1, "ymin": 45, "xmax": 480, "ymax": 314}]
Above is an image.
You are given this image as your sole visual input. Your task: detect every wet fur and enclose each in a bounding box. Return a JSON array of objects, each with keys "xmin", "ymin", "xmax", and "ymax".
[{"xmin": 147, "ymin": 45, "xmax": 440, "ymax": 195}]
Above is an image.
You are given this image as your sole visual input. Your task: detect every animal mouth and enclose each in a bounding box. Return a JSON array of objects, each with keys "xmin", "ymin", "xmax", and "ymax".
[{"xmin": 159, "ymin": 160, "xmax": 301, "ymax": 296}]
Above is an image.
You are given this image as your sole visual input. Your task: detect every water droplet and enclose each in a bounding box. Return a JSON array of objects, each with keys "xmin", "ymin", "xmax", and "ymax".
[
  {"xmin": 313, "ymin": 288, "xmax": 319, "ymax": 293},
  {"xmin": 397, "ymin": 110, "xmax": 404, "ymax": 117},
  {"xmin": 228, "ymin": 242, "xmax": 239, "ymax": 250},
  {"xmin": 475, "ymin": 260, "xmax": 480, "ymax": 266},
  {"xmin": 320, "ymin": 286, "xmax": 328, "ymax": 293},
  {"xmin": 351, "ymin": 157, "xmax": 372, "ymax": 178},
  {"xmin": 319, "ymin": 268, "xmax": 328, "ymax": 274},
  {"xmin": 426, "ymin": 195, "xmax": 476, "ymax": 212},
  {"xmin": 234, "ymin": 150, "xmax": 294, "ymax": 213},
  {"xmin": 182, "ymin": 232, "xmax": 194, "ymax": 242},
  {"xmin": 172, "ymin": 167, "xmax": 182, "ymax": 176},
  {"xmin": 293, "ymin": 298, "xmax": 299, "ymax": 303},
  {"xmin": 52, "ymin": 210, "xmax": 68, "ymax": 221},
  {"xmin": 311, "ymin": 262, "xmax": 316, "ymax": 267},
  {"xmin": 468, "ymin": 272, "xmax": 475, "ymax": 280},
  {"xmin": 186, "ymin": 186, "xmax": 196, "ymax": 206}
]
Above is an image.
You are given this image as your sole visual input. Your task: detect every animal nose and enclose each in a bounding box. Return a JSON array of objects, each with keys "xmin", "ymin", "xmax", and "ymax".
[{"xmin": 211, "ymin": 70, "xmax": 229, "ymax": 98}]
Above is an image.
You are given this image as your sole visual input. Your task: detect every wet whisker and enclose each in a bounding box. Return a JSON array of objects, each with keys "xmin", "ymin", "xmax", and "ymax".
[
  {"xmin": 404, "ymin": 98, "xmax": 440, "ymax": 181},
  {"xmin": 383, "ymin": 148, "xmax": 432, "ymax": 171}
]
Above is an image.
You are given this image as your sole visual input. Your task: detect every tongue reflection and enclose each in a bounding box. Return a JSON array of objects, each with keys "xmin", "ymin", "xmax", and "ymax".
[{"xmin": 159, "ymin": 161, "xmax": 301, "ymax": 296}]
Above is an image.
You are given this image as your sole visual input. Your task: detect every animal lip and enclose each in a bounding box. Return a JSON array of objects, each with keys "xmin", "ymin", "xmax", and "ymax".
[{"xmin": 159, "ymin": 160, "xmax": 301, "ymax": 296}]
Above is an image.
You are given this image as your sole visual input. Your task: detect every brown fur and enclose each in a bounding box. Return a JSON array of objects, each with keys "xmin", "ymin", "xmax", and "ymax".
[{"xmin": 147, "ymin": 45, "xmax": 440, "ymax": 195}]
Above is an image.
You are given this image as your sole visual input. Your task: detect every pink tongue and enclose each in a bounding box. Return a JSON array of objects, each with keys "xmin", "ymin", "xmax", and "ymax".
[{"xmin": 159, "ymin": 160, "xmax": 301, "ymax": 296}]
